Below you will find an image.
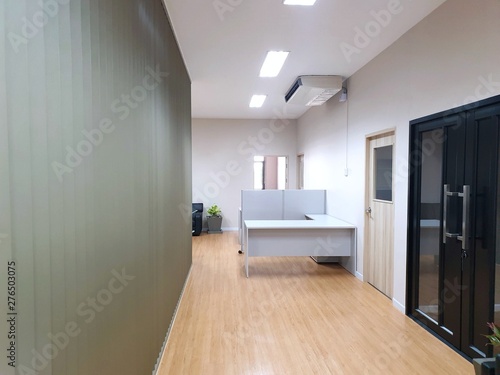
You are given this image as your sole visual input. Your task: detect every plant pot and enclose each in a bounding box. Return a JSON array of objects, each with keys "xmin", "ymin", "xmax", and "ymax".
[
  {"xmin": 207, "ymin": 215, "xmax": 223, "ymax": 234},
  {"xmin": 473, "ymin": 357, "xmax": 496, "ymax": 375}
]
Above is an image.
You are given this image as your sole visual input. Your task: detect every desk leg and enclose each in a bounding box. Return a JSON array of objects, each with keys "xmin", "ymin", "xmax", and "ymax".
[
  {"xmin": 245, "ymin": 226, "xmax": 249, "ymax": 278},
  {"xmin": 245, "ymin": 255, "xmax": 249, "ymax": 278}
]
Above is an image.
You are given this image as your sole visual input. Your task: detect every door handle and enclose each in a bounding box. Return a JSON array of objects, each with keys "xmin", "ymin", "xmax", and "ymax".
[
  {"xmin": 443, "ymin": 185, "xmax": 461, "ymax": 242},
  {"xmin": 443, "ymin": 184, "xmax": 470, "ymax": 250},
  {"xmin": 443, "ymin": 185, "xmax": 448, "ymax": 244},
  {"xmin": 457, "ymin": 185, "xmax": 470, "ymax": 250},
  {"xmin": 365, "ymin": 207, "xmax": 372, "ymax": 214}
]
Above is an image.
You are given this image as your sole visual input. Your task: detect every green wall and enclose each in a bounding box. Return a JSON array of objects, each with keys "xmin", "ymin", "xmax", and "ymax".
[{"xmin": 0, "ymin": 1, "xmax": 192, "ymax": 374}]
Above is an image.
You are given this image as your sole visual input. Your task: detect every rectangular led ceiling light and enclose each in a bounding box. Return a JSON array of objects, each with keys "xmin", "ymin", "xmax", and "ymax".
[
  {"xmin": 259, "ymin": 51, "xmax": 289, "ymax": 77},
  {"xmin": 249, "ymin": 95, "xmax": 267, "ymax": 108},
  {"xmin": 283, "ymin": 0, "xmax": 316, "ymax": 5}
]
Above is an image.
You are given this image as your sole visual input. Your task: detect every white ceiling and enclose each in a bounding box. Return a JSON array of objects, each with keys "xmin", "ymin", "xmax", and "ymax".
[{"xmin": 163, "ymin": 0, "xmax": 446, "ymax": 119}]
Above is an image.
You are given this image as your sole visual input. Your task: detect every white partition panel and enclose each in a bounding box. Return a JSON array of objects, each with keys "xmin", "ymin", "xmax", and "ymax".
[
  {"xmin": 283, "ymin": 190, "xmax": 326, "ymax": 219},
  {"xmin": 241, "ymin": 190, "xmax": 284, "ymax": 220}
]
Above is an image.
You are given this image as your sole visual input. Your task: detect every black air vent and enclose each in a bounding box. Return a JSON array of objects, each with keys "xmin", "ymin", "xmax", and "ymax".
[{"xmin": 285, "ymin": 77, "xmax": 303, "ymax": 102}]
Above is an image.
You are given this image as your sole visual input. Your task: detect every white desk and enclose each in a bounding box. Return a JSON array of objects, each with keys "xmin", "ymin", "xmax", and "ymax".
[{"xmin": 243, "ymin": 214, "xmax": 355, "ymax": 277}]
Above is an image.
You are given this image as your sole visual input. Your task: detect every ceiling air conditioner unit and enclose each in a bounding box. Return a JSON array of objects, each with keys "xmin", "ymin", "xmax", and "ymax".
[{"xmin": 285, "ymin": 75, "xmax": 343, "ymax": 106}]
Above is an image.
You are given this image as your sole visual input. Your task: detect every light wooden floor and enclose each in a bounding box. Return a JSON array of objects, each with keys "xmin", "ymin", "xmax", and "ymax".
[{"xmin": 158, "ymin": 232, "xmax": 473, "ymax": 375}]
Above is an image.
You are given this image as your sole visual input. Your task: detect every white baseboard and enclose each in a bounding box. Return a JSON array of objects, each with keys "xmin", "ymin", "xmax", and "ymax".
[
  {"xmin": 355, "ymin": 271, "xmax": 363, "ymax": 281},
  {"xmin": 392, "ymin": 298, "xmax": 405, "ymax": 313}
]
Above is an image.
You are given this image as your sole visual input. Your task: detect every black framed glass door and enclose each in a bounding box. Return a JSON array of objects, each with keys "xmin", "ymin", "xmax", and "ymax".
[{"xmin": 407, "ymin": 95, "xmax": 500, "ymax": 359}]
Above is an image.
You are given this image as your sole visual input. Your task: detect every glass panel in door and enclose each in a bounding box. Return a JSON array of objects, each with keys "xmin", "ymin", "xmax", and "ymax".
[
  {"xmin": 374, "ymin": 145, "xmax": 393, "ymax": 201},
  {"xmin": 417, "ymin": 129, "xmax": 443, "ymax": 323}
]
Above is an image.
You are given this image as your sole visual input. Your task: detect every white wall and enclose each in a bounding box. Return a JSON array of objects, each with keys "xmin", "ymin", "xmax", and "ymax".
[
  {"xmin": 297, "ymin": 0, "xmax": 500, "ymax": 311},
  {"xmin": 192, "ymin": 118, "xmax": 297, "ymax": 229}
]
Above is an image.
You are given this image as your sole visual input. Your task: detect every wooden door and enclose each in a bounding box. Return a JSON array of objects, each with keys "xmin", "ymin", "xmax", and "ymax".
[{"xmin": 365, "ymin": 132, "xmax": 395, "ymax": 298}]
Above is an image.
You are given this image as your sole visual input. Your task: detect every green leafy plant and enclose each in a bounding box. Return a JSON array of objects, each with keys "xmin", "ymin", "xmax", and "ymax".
[
  {"xmin": 207, "ymin": 204, "xmax": 222, "ymax": 217},
  {"xmin": 485, "ymin": 322, "xmax": 500, "ymax": 346}
]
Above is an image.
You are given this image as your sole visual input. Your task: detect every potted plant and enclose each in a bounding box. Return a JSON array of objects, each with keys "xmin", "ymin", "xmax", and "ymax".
[
  {"xmin": 485, "ymin": 322, "xmax": 500, "ymax": 347},
  {"xmin": 206, "ymin": 204, "xmax": 223, "ymax": 234},
  {"xmin": 473, "ymin": 322, "xmax": 500, "ymax": 375}
]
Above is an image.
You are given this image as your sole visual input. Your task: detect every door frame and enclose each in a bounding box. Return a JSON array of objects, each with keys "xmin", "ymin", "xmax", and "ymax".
[
  {"xmin": 297, "ymin": 154, "xmax": 304, "ymax": 190},
  {"xmin": 364, "ymin": 128, "xmax": 396, "ymax": 296}
]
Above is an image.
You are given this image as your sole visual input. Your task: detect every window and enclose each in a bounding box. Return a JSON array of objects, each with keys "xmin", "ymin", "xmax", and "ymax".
[
  {"xmin": 253, "ymin": 155, "xmax": 288, "ymax": 190},
  {"xmin": 374, "ymin": 145, "xmax": 393, "ymax": 201}
]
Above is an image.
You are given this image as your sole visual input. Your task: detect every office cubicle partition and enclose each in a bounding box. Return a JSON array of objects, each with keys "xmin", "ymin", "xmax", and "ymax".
[{"xmin": 239, "ymin": 190, "xmax": 326, "ymax": 242}]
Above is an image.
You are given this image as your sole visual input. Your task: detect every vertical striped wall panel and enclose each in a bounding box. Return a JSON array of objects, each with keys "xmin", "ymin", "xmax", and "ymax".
[{"xmin": 0, "ymin": 1, "xmax": 192, "ymax": 374}]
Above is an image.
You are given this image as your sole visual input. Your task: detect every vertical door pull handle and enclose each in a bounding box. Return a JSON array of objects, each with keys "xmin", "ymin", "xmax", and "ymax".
[
  {"xmin": 443, "ymin": 185, "xmax": 449, "ymax": 244},
  {"xmin": 443, "ymin": 184, "xmax": 469, "ymax": 245},
  {"xmin": 457, "ymin": 185, "xmax": 470, "ymax": 250}
]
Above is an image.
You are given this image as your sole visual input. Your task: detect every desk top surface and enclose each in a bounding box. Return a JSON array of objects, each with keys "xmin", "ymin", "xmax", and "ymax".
[{"xmin": 244, "ymin": 214, "xmax": 355, "ymax": 229}]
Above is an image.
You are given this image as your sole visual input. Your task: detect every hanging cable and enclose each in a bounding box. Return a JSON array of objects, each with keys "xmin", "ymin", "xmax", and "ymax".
[{"xmin": 345, "ymin": 88, "xmax": 349, "ymax": 176}]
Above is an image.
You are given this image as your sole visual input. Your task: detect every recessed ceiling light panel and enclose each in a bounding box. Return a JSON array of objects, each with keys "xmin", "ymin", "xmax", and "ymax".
[
  {"xmin": 249, "ymin": 95, "xmax": 267, "ymax": 108},
  {"xmin": 283, "ymin": 0, "xmax": 316, "ymax": 5},
  {"xmin": 259, "ymin": 51, "xmax": 289, "ymax": 77}
]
